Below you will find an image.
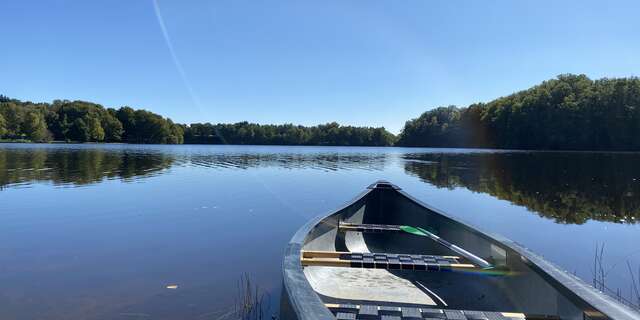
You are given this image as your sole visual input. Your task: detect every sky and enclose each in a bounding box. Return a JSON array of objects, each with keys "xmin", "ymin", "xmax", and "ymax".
[{"xmin": 1, "ymin": 1, "xmax": 639, "ymax": 133}]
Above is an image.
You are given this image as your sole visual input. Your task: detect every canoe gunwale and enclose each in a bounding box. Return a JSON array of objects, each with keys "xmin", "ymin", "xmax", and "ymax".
[
  {"xmin": 281, "ymin": 181, "xmax": 640, "ymax": 320},
  {"xmin": 395, "ymin": 188, "xmax": 640, "ymax": 320},
  {"xmin": 282, "ymin": 187, "xmax": 373, "ymax": 320}
]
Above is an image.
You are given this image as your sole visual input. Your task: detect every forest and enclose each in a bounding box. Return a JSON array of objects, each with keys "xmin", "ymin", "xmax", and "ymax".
[
  {"xmin": 183, "ymin": 122, "xmax": 395, "ymax": 146},
  {"xmin": 4, "ymin": 74, "xmax": 640, "ymax": 149},
  {"xmin": 0, "ymin": 96, "xmax": 395, "ymax": 146},
  {"xmin": 397, "ymin": 74, "xmax": 640, "ymax": 150},
  {"xmin": 0, "ymin": 96, "xmax": 184, "ymax": 144}
]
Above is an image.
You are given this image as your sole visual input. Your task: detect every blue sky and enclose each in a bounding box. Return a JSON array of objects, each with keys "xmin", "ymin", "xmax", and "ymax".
[{"xmin": 1, "ymin": 1, "xmax": 639, "ymax": 133}]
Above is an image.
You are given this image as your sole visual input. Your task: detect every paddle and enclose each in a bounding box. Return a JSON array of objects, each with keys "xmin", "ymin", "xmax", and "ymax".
[{"xmin": 399, "ymin": 225, "xmax": 494, "ymax": 269}]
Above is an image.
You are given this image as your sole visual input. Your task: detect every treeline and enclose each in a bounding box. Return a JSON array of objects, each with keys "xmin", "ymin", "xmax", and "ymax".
[
  {"xmin": 0, "ymin": 96, "xmax": 183, "ymax": 144},
  {"xmin": 0, "ymin": 95, "xmax": 395, "ymax": 146},
  {"xmin": 184, "ymin": 122, "xmax": 395, "ymax": 146},
  {"xmin": 7, "ymin": 73, "xmax": 639, "ymax": 149},
  {"xmin": 397, "ymin": 74, "xmax": 640, "ymax": 150}
]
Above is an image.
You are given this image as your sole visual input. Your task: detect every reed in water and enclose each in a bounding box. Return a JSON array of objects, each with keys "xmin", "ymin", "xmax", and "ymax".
[{"xmin": 592, "ymin": 242, "xmax": 640, "ymax": 310}]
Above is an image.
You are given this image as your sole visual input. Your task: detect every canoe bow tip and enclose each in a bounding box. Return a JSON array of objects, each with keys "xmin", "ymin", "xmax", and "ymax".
[{"xmin": 367, "ymin": 180, "xmax": 401, "ymax": 190}]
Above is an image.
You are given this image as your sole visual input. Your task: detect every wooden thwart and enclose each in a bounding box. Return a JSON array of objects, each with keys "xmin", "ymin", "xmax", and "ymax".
[{"xmin": 302, "ymin": 258, "xmax": 352, "ymax": 268}]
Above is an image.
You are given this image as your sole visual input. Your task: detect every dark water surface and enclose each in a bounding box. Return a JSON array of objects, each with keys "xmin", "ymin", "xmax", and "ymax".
[{"xmin": 1, "ymin": 144, "xmax": 639, "ymax": 319}]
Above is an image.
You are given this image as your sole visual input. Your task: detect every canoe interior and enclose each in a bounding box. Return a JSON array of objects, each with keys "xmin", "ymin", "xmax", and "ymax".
[{"xmin": 282, "ymin": 182, "xmax": 640, "ymax": 320}]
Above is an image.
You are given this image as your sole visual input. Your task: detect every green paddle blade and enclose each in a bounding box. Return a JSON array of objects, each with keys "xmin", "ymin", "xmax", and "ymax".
[
  {"xmin": 399, "ymin": 225, "xmax": 428, "ymax": 237},
  {"xmin": 400, "ymin": 225, "xmax": 438, "ymax": 237}
]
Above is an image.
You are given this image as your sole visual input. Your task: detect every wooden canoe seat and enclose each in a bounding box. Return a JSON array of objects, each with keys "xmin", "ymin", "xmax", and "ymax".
[
  {"xmin": 301, "ymin": 250, "xmax": 475, "ymax": 272},
  {"xmin": 325, "ymin": 303, "xmax": 560, "ymax": 320}
]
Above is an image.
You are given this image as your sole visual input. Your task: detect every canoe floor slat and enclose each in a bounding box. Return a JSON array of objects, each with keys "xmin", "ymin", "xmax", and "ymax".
[
  {"xmin": 301, "ymin": 250, "xmax": 475, "ymax": 272},
  {"xmin": 301, "ymin": 257, "xmax": 475, "ymax": 271},
  {"xmin": 338, "ymin": 222, "xmax": 494, "ymax": 270},
  {"xmin": 339, "ymin": 222, "xmax": 402, "ymax": 233},
  {"xmin": 303, "ymin": 250, "xmax": 459, "ymax": 260},
  {"xmin": 325, "ymin": 303, "xmax": 560, "ymax": 320}
]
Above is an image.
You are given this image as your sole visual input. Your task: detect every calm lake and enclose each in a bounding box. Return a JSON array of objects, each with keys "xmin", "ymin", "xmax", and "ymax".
[{"xmin": 1, "ymin": 144, "xmax": 639, "ymax": 319}]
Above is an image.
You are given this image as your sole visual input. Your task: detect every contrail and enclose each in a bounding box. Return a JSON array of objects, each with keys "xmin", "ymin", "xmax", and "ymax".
[
  {"xmin": 152, "ymin": 0, "xmax": 232, "ymax": 144},
  {"xmin": 152, "ymin": 1, "xmax": 290, "ymax": 205},
  {"xmin": 152, "ymin": 0, "xmax": 204, "ymax": 113}
]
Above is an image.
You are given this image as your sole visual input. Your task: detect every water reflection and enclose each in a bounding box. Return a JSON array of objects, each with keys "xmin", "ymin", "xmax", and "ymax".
[
  {"xmin": 404, "ymin": 152, "xmax": 640, "ymax": 224},
  {"xmin": 0, "ymin": 147, "xmax": 174, "ymax": 189},
  {"xmin": 1, "ymin": 144, "xmax": 639, "ymax": 319},
  {"xmin": 3, "ymin": 145, "xmax": 639, "ymax": 225},
  {"xmin": 186, "ymin": 152, "xmax": 388, "ymax": 171},
  {"xmin": 0, "ymin": 145, "xmax": 390, "ymax": 189}
]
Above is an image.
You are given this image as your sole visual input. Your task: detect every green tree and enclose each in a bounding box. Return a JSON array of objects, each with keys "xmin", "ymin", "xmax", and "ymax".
[
  {"xmin": 85, "ymin": 114, "xmax": 105, "ymax": 142},
  {"xmin": 102, "ymin": 109, "xmax": 123, "ymax": 142},
  {"xmin": 169, "ymin": 121, "xmax": 184, "ymax": 144},
  {"xmin": 0, "ymin": 102, "xmax": 23, "ymax": 137},
  {"xmin": 22, "ymin": 111, "xmax": 50, "ymax": 142},
  {"xmin": 116, "ymin": 107, "xmax": 137, "ymax": 142},
  {"xmin": 69, "ymin": 118, "xmax": 90, "ymax": 142},
  {"xmin": 0, "ymin": 113, "xmax": 6, "ymax": 137}
]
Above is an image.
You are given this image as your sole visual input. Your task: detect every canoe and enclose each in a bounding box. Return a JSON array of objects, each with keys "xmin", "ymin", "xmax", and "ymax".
[{"xmin": 280, "ymin": 181, "xmax": 640, "ymax": 320}]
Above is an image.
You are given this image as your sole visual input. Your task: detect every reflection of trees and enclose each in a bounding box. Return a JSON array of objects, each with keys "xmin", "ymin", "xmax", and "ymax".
[
  {"xmin": 0, "ymin": 148, "xmax": 390, "ymax": 189},
  {"xmin": 187, "ymin": 153, "xmax": 388, "ymax": 171},
  {"xmin": 404, "ymin": 152, "xmax": 640, "ymax": 224},
  {"xmin": 0, "ymin": 148, "xmax": 174, "ymax": 188}
]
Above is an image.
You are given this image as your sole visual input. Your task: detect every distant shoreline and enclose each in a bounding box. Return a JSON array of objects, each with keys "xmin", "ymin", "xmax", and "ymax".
[
  {"xmin": 0, "ymin": 140, "xmax": 397, "ymax": 147},
  {"xmin": 4, "ymin": 74, "xmax": 640, "ymax": 151},
  {"xmin": 0, "ymin": 96, "xmax": 396, "ymax": 146},
  {"xmin": 4, "ymin": 140, "xmax": 640, "ymax": 154}
]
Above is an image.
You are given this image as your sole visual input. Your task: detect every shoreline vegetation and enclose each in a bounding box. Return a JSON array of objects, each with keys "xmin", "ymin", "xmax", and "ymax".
[
  {"xmin": 2, "ymin": 74, "xmax": 639, "ymax": 150},
  {"xmin": 0, "ymin": 95, "xmax": 395, "ymax": 146},
  {"xmin": 397, "ymin": 74, "xmax": 640, "ymax": 151}
]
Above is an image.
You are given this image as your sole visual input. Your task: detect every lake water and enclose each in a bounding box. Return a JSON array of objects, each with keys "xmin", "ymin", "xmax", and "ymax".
[{"xmin": 1, "ymin": 144, "xmax": 639, "ymax": 319}]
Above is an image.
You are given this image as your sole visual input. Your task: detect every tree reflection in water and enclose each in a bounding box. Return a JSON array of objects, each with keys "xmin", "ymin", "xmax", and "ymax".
[
  {"xmin": 0, "ymin": 146, "xmax": 389, "ymax": 189},
  {"xmin": 0, "ymin": 148, "xmax": 174, "ymax": 188},
  {"xmin": 404, "ymin": 152, "xmax": 640, "ymax": 224}
]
